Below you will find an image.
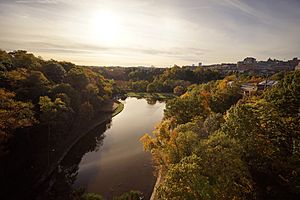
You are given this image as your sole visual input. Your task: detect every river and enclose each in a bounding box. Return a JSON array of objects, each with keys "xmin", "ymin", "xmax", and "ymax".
[{"xmin": 45, "ymin": 97, "xmax": 165, "ymax": 200}]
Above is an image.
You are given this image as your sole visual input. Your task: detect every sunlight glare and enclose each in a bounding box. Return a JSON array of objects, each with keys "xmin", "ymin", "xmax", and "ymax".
[{"xmin": 89, "ymin": 11, "xmax": 121, "ymax": 44}]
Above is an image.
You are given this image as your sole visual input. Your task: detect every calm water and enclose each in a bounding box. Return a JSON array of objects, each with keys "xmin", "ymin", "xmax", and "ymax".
[{"xmin": 71, "ymin": 97, "xmax": 165, "ymax": 199}]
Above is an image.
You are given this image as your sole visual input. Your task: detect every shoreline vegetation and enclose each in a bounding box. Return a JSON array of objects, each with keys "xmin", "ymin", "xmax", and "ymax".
[
  {"xmin": 150, "ymin": 167, "xmax": 164, "ymax": 200},
  {"xmin": 126, "ymin": 92, "xmax": 175, "ymax": 100}
]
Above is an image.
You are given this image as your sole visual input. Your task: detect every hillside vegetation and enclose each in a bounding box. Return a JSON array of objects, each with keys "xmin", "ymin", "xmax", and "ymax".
[
  {"xmin": 0, "ymin": 50, "xmax": 115, "ymax": 154},
  {"xmin": 142, "ymin": 71, "xmax": 300, "ymax": 200}
]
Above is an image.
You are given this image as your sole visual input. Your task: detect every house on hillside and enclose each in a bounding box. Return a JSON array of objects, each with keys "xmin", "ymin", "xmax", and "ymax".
[
  {"xmin": 236, "ymin": 57, "xmax": 298, "ymax": 75},
  {"xmin": 241, "ymin": 83, "xmax": 257, "ymax": 95},
  {"xmin": 257, "ymin": 80, "xmax": 278, "ymax": 91}
]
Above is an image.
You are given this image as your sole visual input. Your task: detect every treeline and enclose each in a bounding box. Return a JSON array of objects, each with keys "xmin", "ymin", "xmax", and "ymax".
[
  {"xmin": 141, "ymin": 71, "xmax": 300, "ymax": 199},
  {"xmin": 0, "ymin": 49, "xmax": 114, "ymax": 156},
  {"xmin": 95, "ymin": 65, "xmax": 222, "ymax": 95}
]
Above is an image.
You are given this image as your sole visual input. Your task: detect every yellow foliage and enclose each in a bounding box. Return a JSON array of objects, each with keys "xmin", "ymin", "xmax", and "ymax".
[
  {"xmin": 217, "ymin": 80, "xmax": 228, "ymax": 90},
  {"xmin": 6, "ymin": 68, "xmax": 28, "ymax": 82}
]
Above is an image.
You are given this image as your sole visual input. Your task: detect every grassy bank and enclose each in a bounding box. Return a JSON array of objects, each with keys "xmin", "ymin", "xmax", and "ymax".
[
  {"xmin": 127, "ymin": 92, "xmax": 175, "ymax": 100},
  {"xmin": 112, "ymin": 101, "xmax": 124, "ymax": 117}
]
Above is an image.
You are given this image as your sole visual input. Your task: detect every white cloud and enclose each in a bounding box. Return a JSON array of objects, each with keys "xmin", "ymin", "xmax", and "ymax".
[
  {"xmin": 0, "ymin": 0, "xmax": 299, "ymax": 66},
  {"xmin": 16, "ymin": 0, "xmax": 60, "ymax": 4}
]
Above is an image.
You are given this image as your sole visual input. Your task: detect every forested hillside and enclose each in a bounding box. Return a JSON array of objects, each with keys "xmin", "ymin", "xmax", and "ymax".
[
  {"xmin": 0, "ymin": 50, "xmax": 117, "ymax": 199},
  {"xmin": 0, "ymin": 50, "xmax": 115, "ymax": 154},
  {"xmin": 141, "ymin": 70, "xmax": 300, "ymax": 200},
  {"xmin": 96, "ymin": 65, "xmax": 222, "ymax": 94}
]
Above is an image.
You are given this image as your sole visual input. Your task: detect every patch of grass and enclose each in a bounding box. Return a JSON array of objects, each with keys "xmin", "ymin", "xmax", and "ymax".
[
  {"xmin": 127, "ymin": 92, "xmax": 175, "ymax": 100},
  {"xmin": 112, "ymin": 101, "xmax": 124, "ymax": 117}
]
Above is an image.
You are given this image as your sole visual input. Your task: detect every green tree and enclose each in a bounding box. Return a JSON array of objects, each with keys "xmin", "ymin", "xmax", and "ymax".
[
  {"xmin": 173, "ymin": 85, "xmax": 186, "ymax": 96},
  {"xmin": 81, "ymin": 193, "xmax": 104, "ymax": 200},
  {"xmin": 203, "ymin": 113, "xmax": 224, "ymax": 134},
  {"xmin": 42, "ymin": 60, "xmax": 66, "ymax": 83},
  {"xmin": 50, "ymin": 83, "xmax": 80, "ymax": 111},
  {"xmin": 157, "ymin": 132, "xmax": 253, "ymax": 200},
  {"xmin": 165, "ymin": 94, "xmax": 209, "ymax": 124},
  {"xmin": 39, "ymin": 96, "xmax": 68, "ymax": 165},
  {"xmin": 222, "ymin": 99, "xmax": 300, "ymax": 198},
  {"xmin": 19, "ymin": 71, "xmax": 49, "ymax": 102},
  {"xmin": 0, "ymin": 50, "xmax": 13, "ymax": 71},
  {"xmin": 146, "ymin": 82, "xmax": 156, "ymax": 93},
  {"xmin": 65, "ymin": 67, "xmax": 89, "ymax": 90},
  {"xmin": 59, "ymin": 61, "xmax": 75, "ymax": 72},
  {"xmin": 10, "ymin": 50, "xmax": 42, "ymax": 70},
  {"xmin": 0, "ymin": 89, "xmax": 36, "ymax": 154},
  {"xmin": 131, "ymin": 80, "xmax": 149, "ymax": 92},
  {"xmin": 265, "ymin": 70, "xmax": 300, "ymax": 116}
]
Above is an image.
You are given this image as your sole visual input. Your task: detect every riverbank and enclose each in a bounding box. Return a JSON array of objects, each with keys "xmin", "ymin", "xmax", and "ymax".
[
  {"xmin": 32, "ymin": 101, "xmax": 124, "ymax": 198},
  {"xmin": 112, "ymin": 101, "xmax": 124, "ymax": 117},
  {"xmin": 150, "ymin": 167, "xmax": 166, "ymax": 200}
]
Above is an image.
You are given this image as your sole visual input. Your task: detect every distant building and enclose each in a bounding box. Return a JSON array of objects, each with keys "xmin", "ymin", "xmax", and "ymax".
[
  {"xmin": 257, "ymin": 80, "xmax": 278, "ymax": 91},
  {"xmin": 243, "ymin": 57, "xmax": 257, "ymax": 64},
  {"xmin": 241, "ymin": 83, "xmax": 257, "ymax": 95},
  {"xmin": 237, "ymin": 57, "xmax": 297, "ymax": 75},
  {"xmin": 237, "ymin": 57, "xmax": 257, "ymax": 72},
  {"xmin": 182, "ymin": 65, "xmax": 197, "ymax": 70}
]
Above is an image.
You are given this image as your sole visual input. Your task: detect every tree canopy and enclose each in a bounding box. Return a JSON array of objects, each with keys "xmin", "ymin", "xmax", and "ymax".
[{"xmin": 142, "ymin": 71, "xmax": 300, "ymax": 199}]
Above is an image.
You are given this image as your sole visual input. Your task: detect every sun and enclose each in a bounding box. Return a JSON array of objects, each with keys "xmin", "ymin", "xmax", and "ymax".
[{"xmin": 90, "ymin": 11, "xmax": 121, "ymax": 43}]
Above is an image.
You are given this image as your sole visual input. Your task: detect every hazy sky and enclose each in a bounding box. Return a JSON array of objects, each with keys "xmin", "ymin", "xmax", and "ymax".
[{"xmin": 0, "ymin": 0, "xmax": 300, "ymax": 67}]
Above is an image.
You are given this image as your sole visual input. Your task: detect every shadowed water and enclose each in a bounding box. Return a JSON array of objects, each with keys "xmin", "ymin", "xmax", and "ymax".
[{"xmin": 47, "ymin": 97, "xmax": 165, "ymax": 200}]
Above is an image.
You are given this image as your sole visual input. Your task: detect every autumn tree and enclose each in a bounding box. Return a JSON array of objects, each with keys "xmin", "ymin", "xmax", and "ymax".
[
  {"xmin": 222, "ymin": 98, "xmax": 300, "ymax": 198},
  {"xmin": 157, "ymin": 132, "xmax": 253, "ymax": 200},
  {"xmin": 0, "ymin": 89, "xmax": 36, "ymax": 154},
  {"xmin": 173, "ymin": 85, "xmax": 186, "ymax": 96},
  {"xmin": 165, "ymin": 94, "xmax": 209, "ymax": 124}
]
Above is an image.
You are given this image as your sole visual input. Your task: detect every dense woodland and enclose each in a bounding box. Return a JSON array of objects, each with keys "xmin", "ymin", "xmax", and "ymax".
[
  {"xmin": 0, "ymin": 49, "xmax": 223, "ymax": 157},
  {"xmin": 0, "ymin": 50, "xmax": 225, "ymax": 200},
  {"xmin": 0, "ymin": 50, "xmax": 119, "ymax": 200},
  {"xmin": 95, "ymin": 65, "xmax": 222, "ymax": 95},
  {"xmin": 1, "ymin": 49, "xmax": 299, "ymax": 200},
  {"xmin": 0, "ymin": 50, "xmax": 115, "ymax": 156},
  {"xmin": 141, "ymin": 70, "xmax": 300, "ymax": 199}
]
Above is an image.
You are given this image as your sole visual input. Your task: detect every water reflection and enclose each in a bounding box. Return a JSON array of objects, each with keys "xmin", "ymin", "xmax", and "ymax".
[
  {"xmin": 37, "ymin": 121, "xmax": 110, "ymax": 200},
  {"xmin": 41, "ymin": 98, "xmax": 165, "ymax": 200}
]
